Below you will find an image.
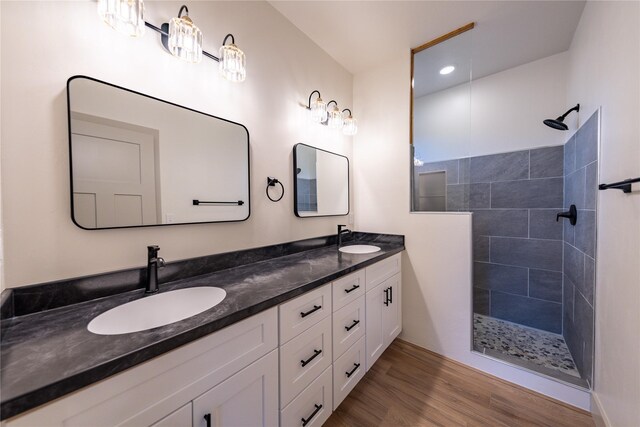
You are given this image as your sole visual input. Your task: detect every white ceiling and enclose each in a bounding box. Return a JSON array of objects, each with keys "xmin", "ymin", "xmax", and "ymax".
[{"xmin": 268, "ymin": 1, "xmax": 586, "ymax": 80}]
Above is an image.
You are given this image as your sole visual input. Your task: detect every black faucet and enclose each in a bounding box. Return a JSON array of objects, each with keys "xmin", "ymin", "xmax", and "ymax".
[
  {"xmin": 337, "ymin": 224, "xmax": 351, "ymax": 248},
  {"xmin": 146, "ymin": 245, "xmax": 166, "ymax": 293}
]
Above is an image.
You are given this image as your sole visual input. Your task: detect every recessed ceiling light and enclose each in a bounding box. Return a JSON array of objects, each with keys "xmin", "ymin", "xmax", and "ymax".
[{"xmin": 439, "ymin": 65, "xmax": 455, "ymax": 75}]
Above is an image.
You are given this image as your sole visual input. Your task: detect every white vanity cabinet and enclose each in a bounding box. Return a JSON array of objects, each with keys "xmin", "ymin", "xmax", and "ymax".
[
  {"xmin": 365, "ymin": 254, "xmax": 402, "ymax": 370},
  {"xmin": 4, "ymin": 308, "xmax": 279, "ymax": 427}
]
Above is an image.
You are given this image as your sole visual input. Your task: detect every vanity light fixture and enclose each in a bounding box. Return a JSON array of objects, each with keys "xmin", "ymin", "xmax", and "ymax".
[
  {"xmin": 327, "ymin": 101, "xmax": 343, "ymax": 130},
  {"xmin": 439, "ymin": 65, "xmax": 455, "ymax": 75},
  {"xmin": 219, "ymin": 34, "xmax": 247, "ymax": 82},
  {"xmin": 307, "ymin": 90, "xmax": 328, "ymax": 123},
  {"xmin": 97, "ymin": 0, "xmax": 145, "ymax": 37},
  {"xmin": 98, "ymin": 2, "xmax": 247, "ymax": 81},
  {"xmin": 342, "ymin": 109, "xmax": 358, "ymax": 135},
  {"xmin": 167, "ymin": 5, "xmax": 202, "ymax": 63}
]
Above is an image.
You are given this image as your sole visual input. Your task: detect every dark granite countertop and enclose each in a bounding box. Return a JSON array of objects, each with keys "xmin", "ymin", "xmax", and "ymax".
[{"xmin": 0, "ymin": 233, "xmax": 404, "ymax": 420}]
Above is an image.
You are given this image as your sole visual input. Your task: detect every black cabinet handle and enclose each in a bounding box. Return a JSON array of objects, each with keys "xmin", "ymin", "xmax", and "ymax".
[
  {"xmin": 204, "ymin": 413, "xmax": 211, "ymax": 427},
  {"xmin": 344, "ymin": 284, "xmax": 360, "ymax": 294},
  {"xmin": 300, "ymin": 305, "xmax": 321, "ymax": 318},
  {"xmin": 301, "ymin": 349, "xmax": 322, "ymax": 367},
  {"xmin": 345, "ymin": 319, "xmax": 360, "ymax": 331},
  {"xmin": 345, "ymin": 363, "xmax": 361, "ymax": 378},
  {"xmin": 301, "ymin": 404, "xmax": 323, "ymax": 426},
  {"xmin": 389, "ymin": 286, "xmax": 393, "ymax": 304},
  {"xmin": 384, "ymin": 288, "xmax": 389, "ymax": 306}
]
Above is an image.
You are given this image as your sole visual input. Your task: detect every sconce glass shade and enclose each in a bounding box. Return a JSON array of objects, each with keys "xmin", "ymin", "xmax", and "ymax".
[
  {"xmin": 343, "ymin": 116, "xmax": 358, "ymax": 135},
  {"xmin": 168, "ymin": 14, "xmax": 203, "ymax": 63},
  {"xmin": 219, "ymin": 44, "xmax": 246, "ymax": 82},
  {"xmin": 328, "ymin": 104, "xmax": 343, "ymax": 129},
  {"xmin": 98, "ymin": 0, "xmax": 145, "ymax": 37},
  {"xmin": 310, "ymin": 97, "xmax": 327, "ymax": 123}
]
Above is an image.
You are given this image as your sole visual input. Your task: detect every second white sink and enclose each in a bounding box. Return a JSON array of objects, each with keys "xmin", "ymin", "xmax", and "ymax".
[
  {"xmin": 88, "ymin": 287, "xmax": 226, "ymax": 335},
  {"xmin": 339, "ymin": 245, "xmax": 381, "ymax": 254}
]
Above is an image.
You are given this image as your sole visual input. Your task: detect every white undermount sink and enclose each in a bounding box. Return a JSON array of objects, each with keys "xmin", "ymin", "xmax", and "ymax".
[
  {"xmin": 87, "ymin": 287, "xmax": 226, "ymax": 335},
  {"xmin": 339, "ymin": 244, "xmax": 381, "ymax": 254}
]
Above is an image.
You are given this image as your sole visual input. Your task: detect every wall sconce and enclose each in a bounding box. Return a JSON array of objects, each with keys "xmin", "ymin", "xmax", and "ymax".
[
  {"xmin": 98, "ymin": 1, "xmax": 247, "ymax": 82},
  {"xmin": 304, "ymin": 91, "xmax": 358, "ymax": 135}
]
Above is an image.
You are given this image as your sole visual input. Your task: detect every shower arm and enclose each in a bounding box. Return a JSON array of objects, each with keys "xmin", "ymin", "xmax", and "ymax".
[{"xmin": 558, "ymin": 104, "xmax": 580, "ymax": 120}]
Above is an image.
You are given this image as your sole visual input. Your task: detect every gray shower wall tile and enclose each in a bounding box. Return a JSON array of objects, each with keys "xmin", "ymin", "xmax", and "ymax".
[
  {"xmin": 563, "ymin": 221, "xmax": 575, "ymax": 245},
  {"xmin": 529, "ymin": 209, "xmax": 563, "ymax": 240},
  {"xmin": 417, "ymin": 160, "xmax": 460, "ymax": 184},
  {"xmin": 575, "ymin": 210, "xmax": 596, "ymax": 258},
  {"xmin": 583, "ymin": 255, "xmax": 595, "ymax": 307},
  {"xmin": 491, "ymin": 291, "xmax": 562, "ymax": 333},
  {"xmin": 576, "ymin": 112, "xmax": 599, "ymax": 169},
  {"xmin": 446, "ymin": 184, "xmax": 469, "ymax": 211},
  {"xmin": 459, "ymin": 157, "xmax": 470, "ymax": 184},
  {"xmin": 491, "ymin": 178, "xmax": 563, "ymax": 209},
  {"xmin": 565, "ymin": 168, "xmax": 585, "ymax": 209},
  {"xmin": 469, "ymin": 183, "xmax": 490, "ymax": 209},
  {"xmin": 585, "ymin": 161, "xmax": 598, "ymax": 210},
  {"xmin": 491, "ymin": 237, "xmax": 562, "ymax": 271},
  {"xmin": 563, "ymin": 276, "xmax": 575, "ymax": 324},
  {"xmin": 573, "ymin": 291, "xmax": 594, "ymax": 384},
  {"xmin": 530, "ymin": 146, "xmax": 564, "ymax": 178},
  {"xmin": 473, "ymin": 262, "xmax": 528, "ymax": 295},
  {"xmin": 474, "ymin": 287, "xmax": 490, "ymax": 316},
  {"xmin": 469, "ymin": 151, "xmax": 529, "ymax": 183},
  {"xmin": 564, "ymin": 243, "xmax": 585, "ymax": 294},
  {"xmin": 473, "ymin": 235, "xmax": 490, "ymax": 262},
  {"xmin": 529, "ymin": 269, "xmax": 562, "ymax": 303},
  {"xmin": 564, "ymin": 135, "xmax": 576, "ymax": 176},
  {"xmin": 472, "ymin": 210, "xmax": 528, "ymax": 238}
]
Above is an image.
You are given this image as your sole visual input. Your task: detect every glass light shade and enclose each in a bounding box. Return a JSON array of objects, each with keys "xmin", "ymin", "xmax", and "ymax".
[
  {"xmin": 168, "ymin": 15, "xmax": 203, "ymax": 63},
  {"xmin": 98, "ymin": 0, "xmax": 145, "ymax": 37},
  {"xmin": 343, "ymin": 116, "xmax": 358, "ymax": 135},
  {"xmin": 310, "ymin": 97, "xmax": 327, "ymax": 123},
  {"xmin": 328, "ymin": 105, "xmax": 343, "ymax": 129},
  {"xmin": 219, "ymin": 44, "xmax": 247, "ymax": 82}
]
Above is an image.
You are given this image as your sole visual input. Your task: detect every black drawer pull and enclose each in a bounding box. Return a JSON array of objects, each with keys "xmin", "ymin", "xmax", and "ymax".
[
  {"xmin": 301, "ymin": 349, "xmax": 322, "ymax": 367},
  {"xmin": 301, "ymin": 404, "xmax": 323, "ymax": 426},
  {"xmin": 300, "ymin": 305, "xmax": 321, "ymax": 318},
  {"xmin": 344, "ymin": 284, "xmax": 360, "ymax": 294},
  {"xmin": 204, "ymin": 413, "xmax": 211, "ymax": 427},
  {"xmin": 389, "ymin": 286, "xmax": 393, "ymax": 304},
  {"xmin": 345, "ymin": 319, "xmax": 360, "ymax": 331},
  {"xmin": 384, "ymin": 288, "xmax": 389, "ymax": 306},
  {"xmin": 345, "ymin": 363, "xmax": 361, "ymax": 378}
]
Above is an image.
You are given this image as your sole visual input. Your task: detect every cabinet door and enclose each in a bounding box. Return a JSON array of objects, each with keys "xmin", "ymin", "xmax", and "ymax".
[
  {"xmin": 150, "ymin": 403, "xmax": 192, "ymax": 427},
  {"xmin": 383, "ymin": 273, "xmax": 402, "ymax": 347},
  {"xmin": 192, "ymin": 350, "xmax": 278, "ymax": 427},
  {"xmin": 365, "ymin": 282, "xmax": 385, "ymax": 371}
]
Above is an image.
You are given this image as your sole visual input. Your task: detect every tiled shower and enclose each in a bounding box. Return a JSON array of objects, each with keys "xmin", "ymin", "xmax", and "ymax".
[{"xmin": 414, "ymin": 111, "xmax": 599, "ymax": 387}]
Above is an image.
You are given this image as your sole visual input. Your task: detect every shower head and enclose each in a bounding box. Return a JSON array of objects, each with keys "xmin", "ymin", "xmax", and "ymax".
[{"xmin": 543, "ymin": 104, "xmax": 580, "ymax": 131}]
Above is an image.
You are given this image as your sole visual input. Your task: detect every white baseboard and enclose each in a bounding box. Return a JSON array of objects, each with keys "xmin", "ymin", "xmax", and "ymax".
[{"xmin": 591, "ymin": 392, "xmax": 610, "ymax": 427}]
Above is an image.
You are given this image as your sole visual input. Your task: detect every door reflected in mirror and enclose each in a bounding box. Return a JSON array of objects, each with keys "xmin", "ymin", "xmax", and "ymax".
[
  {"xmin": 293, "ymin": 143, "xmax": 349, "ymax": 217},
  {"xmin": 67, "ymin": 76, "xmax": 250, "ymax": 229}
]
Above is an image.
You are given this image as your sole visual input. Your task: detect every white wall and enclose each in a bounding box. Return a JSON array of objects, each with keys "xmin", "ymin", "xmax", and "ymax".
[
  {"xmin": 353, "ymin": 51, "xmax": 591, "ymax": 410},
  {"xmin": 566, "ymin": 2, "xmax": 640, "ymax": 426},
  {"xmin": 414, "ymin": 52, "xmax": 568, "ymax": 163},
  {"xmin": 0, "ymin": 1, "xmax": 353, "ymax": 288}
]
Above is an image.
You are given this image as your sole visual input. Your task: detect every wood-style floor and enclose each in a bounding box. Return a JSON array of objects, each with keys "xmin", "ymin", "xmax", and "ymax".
[{"xmin": 325, "ymin": 340, "xmax": 594, "ymax": 427}]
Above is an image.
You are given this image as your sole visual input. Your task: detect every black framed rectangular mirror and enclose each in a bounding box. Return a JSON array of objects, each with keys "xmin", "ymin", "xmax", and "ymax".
[
  {"xmin": 293, "ymin": 143, "xmax": 349, "ymax": 217},
  {"xmin": 67, "ymin": 76, "xmax": 250, "ymax": 229}
]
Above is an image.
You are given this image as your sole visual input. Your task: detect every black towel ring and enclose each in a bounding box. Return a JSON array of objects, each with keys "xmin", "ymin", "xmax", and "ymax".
[{"xmin": 266, "ymin": 177, "xmax": 284, "ymax": 202}]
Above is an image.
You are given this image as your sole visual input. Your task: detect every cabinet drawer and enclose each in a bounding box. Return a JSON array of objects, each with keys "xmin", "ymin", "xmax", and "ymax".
[
  {"xmin": 333, "ymin": 336, "xmax": 366, "ymax": 410},
  {"xmin": 280, "ymin": 366, "xmax": 332, "ymax": 427},
  {"xmin": 280, "ymin": 315, "xmax": 332, "ymax": 408},
  {"xmin": 332, "ymin": 269, "xmax": 365, "ymax": 312},
  {"xmin": 279, "ymin": 283, "xmax": 332, "ymax": 345},
  {"xmin": 332, "ymin": 296, "xmax": 365, "ymax": 360},
  {"xmin": 150, "ymin": 403, "xmax": 191, "ymax": 427},
  {"xmin": 365, "ymin": 253, "xmax": 401, "ymax": 291}
]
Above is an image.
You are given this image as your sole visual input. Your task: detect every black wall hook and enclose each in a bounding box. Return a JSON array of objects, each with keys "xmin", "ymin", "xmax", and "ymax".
[
  {"xmin": 557, "ymin": 204, "xmax": 577, "ymax": 226},
  {"xmin": 266, "ymin": 177, "xmax": 284, "ymax": 202}
]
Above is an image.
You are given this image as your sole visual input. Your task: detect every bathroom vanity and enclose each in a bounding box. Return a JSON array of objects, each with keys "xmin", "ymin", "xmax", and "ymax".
[{"xmin": 0, "ymin": 233, "xmax": 403, "ymax": 426}]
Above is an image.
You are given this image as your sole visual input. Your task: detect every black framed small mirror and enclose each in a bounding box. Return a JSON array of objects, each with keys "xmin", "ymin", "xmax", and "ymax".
[
  {"xmin": 293, "ymin": 143, "xmax": 349, "ymax": 217},
  {"xmin": 67, "ymin": 76, "xmax": 250, "ymax": 229}
]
